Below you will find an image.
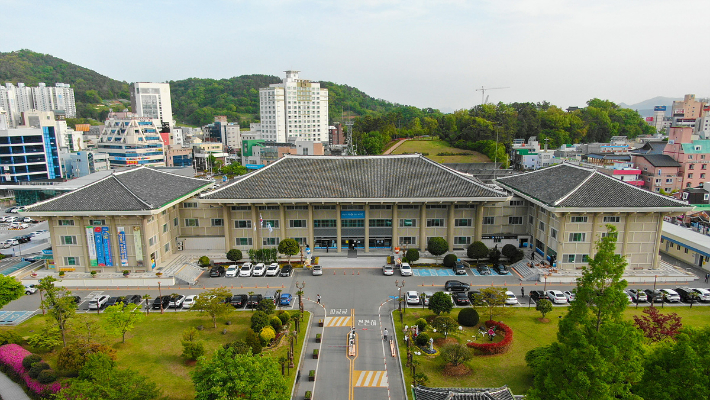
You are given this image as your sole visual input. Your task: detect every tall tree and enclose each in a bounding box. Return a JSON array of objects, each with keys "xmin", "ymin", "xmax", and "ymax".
[
  {"xmin": 37, "ymin": 276, "xmax": 76, "ymax": 347},
  {"xmin": 103, "ymin": 304, "xmax": 145, "ymax": 343},
  {"xmin": 192, "ymin": 287, "xmax": 232, "ymax": 328},
  {"xmin": 0, "ymin": 275, "xmax": 25, "ymax": 309},
  {"xmin": 473, "ymin": 287, "xmax": 514, "ymax": 322},
  {"xmin": 277, "ymin": 238, "xmax": 299, "ymax": 264},
  {"xmin": 525, "ymin": 225, "xmax": 644, "ymax": 400}
]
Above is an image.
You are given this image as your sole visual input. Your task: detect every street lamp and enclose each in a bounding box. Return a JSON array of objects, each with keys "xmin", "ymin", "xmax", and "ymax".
[
  {"xmin": 295, "ymin": 281, "xmax": 305, "ymax": 320},
  {"xmin": 395, "ymin": 280, "xmax": 405, "ymax": 312}
]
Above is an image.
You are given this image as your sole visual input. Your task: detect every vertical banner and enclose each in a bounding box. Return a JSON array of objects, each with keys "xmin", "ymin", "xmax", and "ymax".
[
  {"xmin": 117, "ymin": 227, "xmax": 128, "ymax": 267},
  {"xmin": 94, "ymin": 227, "xmax": 105, "ymax": 266},
  {"xmin": 133, "ymin": 226, "xmax": 144, "ymax": 266},
  {"xmin": 102, "ymin": 226, "xmax": 113, "ymax": 267},
  {"xmin": 85, "ymin": 226, "xmax": 98, "ymax": 267}
]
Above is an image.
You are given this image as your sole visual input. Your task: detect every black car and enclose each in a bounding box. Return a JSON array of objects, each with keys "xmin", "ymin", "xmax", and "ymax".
[
  {"xmin": 152, "ymin": 296, "xmax": 170, "ymax": 310},
  {"xmin": 247, "ymin": 294, "xmax": 263, "ymax": 308},
  {"xmin": 209, "ymin": 266, "xmax": 225, "ymax": 277},
  {"xmin": 15, "ymin": 235, "xmax": 30, "ymax": 244},
  {"xmin": 476, "ymin": 264, "xmax": 491, "ymax": 275},
  {"xmin": 230, "ymin": 294, "xmax": 248, "ymax": 308},
  {"xmin": 444, "ymin": 280, "xmax": 470, "ymax": 292},
  {"xmin": 453, "ymin": 292, "xmax": 470, "ymax": 306},
  {"xmin": 493, "ymin": 264, "xmax": 508, "ymax": 275},
  {"xmin": 280, "ymin": 264, "xmax": 293, "ymax": 277},
  {"xmin": 104, "ymin": 297, "xmax": 120, "ymax": 307},
  {"xmin": 529, "ymin": 290, "xmax": 546, "ymax": 302},
  {"xmin": 467, "ymin": 289, "xmax": 483, "ymax": 305},
  {"xmin": 644, "ymin": 289, "xmax": 665, "ymax": 303},
  {"xmin": 70, "ymin": 296, "xmax": 81, "ymax": 304},
  {"xmin": 675, "ymin": 287, "xmax": 698, "ymax": 303},
  {"xmin": 453, "ymin": 263, "xmax": 466, "ymax": 275},
  {"xmin": 121, "ymin": 294, "xmax": 143, "ymax": 305}
]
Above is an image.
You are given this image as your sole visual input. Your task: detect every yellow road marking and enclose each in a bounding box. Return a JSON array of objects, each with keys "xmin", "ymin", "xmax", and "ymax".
[
  {"xmin": 354, "ymin": 371, "xmax": 388, "ymax": 387},
  {"xmin": 324, "ymin": 316, "xmax": 352, "ymax": 327}
]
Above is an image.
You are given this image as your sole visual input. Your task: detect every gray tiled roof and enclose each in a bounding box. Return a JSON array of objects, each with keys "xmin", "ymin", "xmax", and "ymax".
[
  {"xmin": 496, "ymin": 163, "xmax": 689, "ymax": 209},
  {"xmin": 634, "ymin": 154, "xmax": 681, "ymax": 167},
  {"xmin": 412, "ymin": 385, "xmax": 515, "ymax": 400},
  {"xmin": 204, "ymin": 155, "xmax": 507, "ymax": 200},
  {"xmin": 27, "ymin": 167, "xmax": 211, "ymax": 212}
]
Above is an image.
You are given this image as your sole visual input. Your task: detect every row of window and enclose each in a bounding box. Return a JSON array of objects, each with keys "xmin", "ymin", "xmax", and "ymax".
[{"xmin": 182, "ymin": 203, "xmax": 490, "ymax": 210}]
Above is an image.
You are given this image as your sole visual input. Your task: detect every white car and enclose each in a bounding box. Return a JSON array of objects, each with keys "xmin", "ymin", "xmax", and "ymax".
[
  {"xmin": 547, "ymin": 290, "xmax": 567, "ymax": 304},
  {"xmin": 239, "ymin": 262, "xmax": 253, "ymax": 277},
  {"xmin": 505, "ymin": 291, "xmax": 518, "ymax": 305},
  {"xmin": 182, "ymin": 295, "xmax": 198, "ymax": 309},
  {"xmin": 252, "ymin": 263, "xmax": 266, "ymax": 277},
  {"xmin": 563, "ymin": 291, "xmax": 576, "ymax": 303},
  {"xmin": 406, "ymin": 290, "xmax": 420, "ymax": 305},
  {"xmin": 88, "ymin": 295, "xmax": 110, "ymax": 310},
  {"xmin": 225, "ymin": 265, "xmax": 238, "ymax": 277},
  {"xmin": 422, "ymin": 291, "xmax": 434, "ymax": 306},
  {"xmin": 312, "ymin": 265, "xmax": 322, "ymax": 276},
  {"xmin": 24, "ymin": 284, "xmax": 37, "ymax": 295},
  {"xmin": 169, "ymin": 294, "xmax": 185, "ymax": 308},
  {"xmin": 659, "ymin": 288, "xmax": 681, "ymax": 302},
  {"xmin": 691, "ymin": 288, "xmax": 710, "ymax": 302},
  {"xmin": 266, "ymin": 263, "xmax": 280, "ymax": 276},
  {"xmin": 400, "ymin": 263, "xmax": 412, "ymax": 276},
  {"xmin": 383, "ymin": 265, "xmax": 394, "ymax": 276}
]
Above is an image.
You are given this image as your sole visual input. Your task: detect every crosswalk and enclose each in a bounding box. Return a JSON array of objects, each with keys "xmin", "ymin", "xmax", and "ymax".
[
  {"xmin": 324, "ymin": 316, "xmax": 351, "ymax": 327},
  {"xmin": 353, "ymin": 371, "xmax": 388, "ymax": 387}
]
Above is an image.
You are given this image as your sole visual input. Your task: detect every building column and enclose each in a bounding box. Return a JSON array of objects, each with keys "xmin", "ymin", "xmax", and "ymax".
[
  {"xmin": 392, "ymin": 204, "xmax": 398, "ymax": 250},
  {"xmin": 223, "ymin": 205, "xmax": 231, "ymax": 251},
  {"xmin": 336, "ymin": 204, "xmax": 342, "ymax": 253},
  {"xmin": 364, "ymin": 204, "xmax": 370, "ymax": 253},
  {"xmin": 307, "ymin": 205, "xmax": 314, "ymax": 252},
  {"xmin": 543, "ymin": 212, "xmax": 552, "ymax": 259},
  {"xmin": 652, "ymin": 212, "xmax": 665, "ymax": 269},
  {"xmin": 279, "ymin": 206, "xmax": 286, "ymax": 243},
  {"xmin": 109, "ymin": 216, "xmax": 121, "ymax": 271},
  {"xmin": 557, "ymin": 213, "xmax": 567, "ymax": 267},
  {"xmin": 589, "ymin": 213, "xmax": 599, "ymax": 258},
  {"xmin": 447, "ymin": 204, "xmax": 455, "ymax": 252},
  {"xmin": 622, "ymin": 213, "xmax": 632, "ymax": 258},
  {"xmin": 419, "ymin": 204, "xmax": 427, "ymax": 251},
  {"xmin": 475, "ymin": 203, "xmax": 484, "ymax": 242},
  {"xmin": 252, "ymin": 205, "xmax": 260, "ymax": 249},
  {"xmin": 141, "ymin": 216, "xmax": 150, "ymax": 269}
]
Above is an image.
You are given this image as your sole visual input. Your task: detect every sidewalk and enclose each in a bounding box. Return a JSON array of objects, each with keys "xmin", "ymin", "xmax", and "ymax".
[{"xmin": 0, "ymin": 371, "xmax": 31, "ymax": 400}]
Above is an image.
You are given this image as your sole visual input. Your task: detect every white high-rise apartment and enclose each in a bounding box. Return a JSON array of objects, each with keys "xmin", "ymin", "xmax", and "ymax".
[
  {"xmin": 130, "ymin": 82, "xmax": 173, "ymax": 130},
  {"xmin": 259, "ymin": 71, "xmax": 329, "ymax": 143},
  {"xmin": 0, "ymin": 82, "xmax": 76, "ymax": 127}
]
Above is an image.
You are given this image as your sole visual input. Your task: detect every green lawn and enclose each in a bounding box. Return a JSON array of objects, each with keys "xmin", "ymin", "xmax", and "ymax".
[
  {"xmin": 1, "ymin": 309, "xmax": 310, "ymax": 400},
  {"xmin": 391, "ymin": 139, "xmax": 490, "ymax": 163},
  {"xmin": 394, "ymin": 306, "xmax": 710, "ymax": 398}
]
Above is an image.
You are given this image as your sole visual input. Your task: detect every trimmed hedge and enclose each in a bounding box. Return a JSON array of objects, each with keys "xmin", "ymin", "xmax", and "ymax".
[
  {"xmin": 37, "ymin": 369, "xmax": 57, "ymax": 384},
  {"xmin": 457, "ymin": 308, "xmax": 480, "ymax": 327},
  {"xmin": 22, "ymin": 354, "xmax": 42, "ymax": 370},
  {"xmin": 415, "ymin": 318, "xmax": 427, "ymax": 332},
  {"xmin": 467, "ymin": 320, "xmax": 513, "ymax": 355},
  {"xmin": 28, "ymin": 361, "xmax": 49, "ymax": 379},
  {"xmin": 443, "ymin": 254, "xmax": 458, "ymax": 268},
  {"xmin": 416, "ymin": 333, "xmax": 430, "ymax": 347}
]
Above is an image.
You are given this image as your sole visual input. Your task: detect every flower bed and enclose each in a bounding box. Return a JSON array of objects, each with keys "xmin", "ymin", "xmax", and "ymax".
[
  {"xmin": 467, "ymin": 320, "xmax": 513, "ymax": 355},
  {"xmin": 0, "ymin": 344, "xmax": 62, "ymax": 397}
]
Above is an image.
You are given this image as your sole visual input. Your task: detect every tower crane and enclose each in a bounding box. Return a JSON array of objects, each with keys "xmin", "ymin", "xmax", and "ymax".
[{"xmin": 475, "ymin": 86, "xmax": 510, "ymax": 105}]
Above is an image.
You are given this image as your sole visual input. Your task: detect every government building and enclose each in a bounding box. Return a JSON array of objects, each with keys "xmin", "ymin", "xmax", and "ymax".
[{"xmin": 23, "ymin": 154, "xmax": 692, "ymax": 272}]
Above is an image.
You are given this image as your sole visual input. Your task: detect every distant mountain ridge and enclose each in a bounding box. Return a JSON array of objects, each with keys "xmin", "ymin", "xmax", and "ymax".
[{"xmin": 618, "ymin": 96, "xmax": 681, "ymax": 118}]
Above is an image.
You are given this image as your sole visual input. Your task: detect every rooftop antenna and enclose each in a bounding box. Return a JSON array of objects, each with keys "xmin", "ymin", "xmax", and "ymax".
[
  {"xmin": 344, "ymin": 108, "xmax": 356, "ymax": 156},
  {"xmin": 475, "ymin": 86, "xmax": 510, "ymax": 105}
]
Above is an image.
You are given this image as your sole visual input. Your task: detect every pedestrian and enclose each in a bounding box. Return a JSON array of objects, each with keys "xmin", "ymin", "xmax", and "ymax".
[
  {"xmin": 705, "ymin": 273, "xmax": 709, "ymax": 283},
  {"xmin": 317, "ymin": 294, "xmax": 321, "ymax": 304},
  {"xmin": 521, "ymin": 287, "xmax": 525, "ymax": 298},
  {"xmin": 296, "ymin": 370, "xmax": 301, "ymax": 383},
  {"xmin": 384, "ymin": 328, "xmax": 388, "ymax": 341}
]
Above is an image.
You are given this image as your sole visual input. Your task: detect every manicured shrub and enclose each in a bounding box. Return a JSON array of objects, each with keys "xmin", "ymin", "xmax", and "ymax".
[
  {"xmin": 416, "ymin": 332, "xmax": 430, "ymax": 347},
  {"xmin": 22, "ymin": 354, "xmax": 41, "ymax": 370},
  {"xmin": 458, "ymin": 308, "xmax": 480, "ymax": 327},
  {"xmin": 245, "ymin": 329, "xmax": 262, "ymax": 354},
  {"xmin": 251, "ymin": 311, "xmax": 270, "ymax": 332},
  {"xmin": 415, "ymin": 318, "xmax": 427, "ymax": 332},
  {"xmin": 501, "ymin": 244, "xmax": 518, "ymax": 258},
  {"xmin": 277, "ymin": 311, "xmax": 290, "ymax": 325},
  {"xmin": 37, "ymin": 369, "xmax": 57, "ymax": 384},
  {"xmin": 182, "ymin": 341, "xmax": 205, "ymax": 360},
  {"xmin": 443, "ymin": 254, "xmax": 458, "ymax": 268},
  {"xmin": 226, "ymin": 249, "xmax": 243, "ymax": 262},
  {"xmin": 270, "ymin": 316, "xmax": 283, "ymax": 333},
  {"xmin": 467, "ymin": 320, "xmax": 513, "ymax": 355},
  {"xmin": 28, "ymin": 361, "xmax": 50, "ymax": 379},
  {"xmin": 198, "ymin": 256, "xmax": 210, "ymax": 267},
  {"xmin": 0, "ymin": 331, "xmax": 22, "ymax": 346},
  {"xmin": 0, "ymin": 344, "xmax": 62, "ymax": 395},
  {"xmin": 260, "ymin": 326, "xmax": 276, "ymax": 344}
]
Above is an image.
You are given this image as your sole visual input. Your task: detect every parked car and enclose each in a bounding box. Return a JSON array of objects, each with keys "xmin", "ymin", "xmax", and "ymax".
[
  {"xmin": 88, "ymin": 295, "xmax": 110, "ymax": 310},
  {"xmin": 230, "ymin": 294, "xmax": 248, "ymax": 308},
  {"xmin": 382, "ymin": 265, "xmax": 394, "ymax": 276},
  {"xmin": 15, "ymin": 235, "xmax": 30, "ymax": 244},
  {"xmin": 422, "ymin": 291, "xmax": 434, "ymax": 306},
  {"xmin": 209, "ymin": 266, "xmax": 225, "ymax": 277},
  {"xmin": 312, "ymin": 265, "xmax": 322, "ymax": 276},
  {"xmin": 23, "ymin": 284, "xmax": 37, "ymax": 295},
  {"xmin": 279, "ymin": 264, "xmax": 293, "ymax": 277},
  {"xmin": 104, "ymin": 297, "xmax": 120, "ymax": 308},
  {"xmin": 444, "ymin": 280, "xmax": 470, "ymax": 292},
  {"xmin": 453, "ymin": 263, "xmax": 466, "ymax": 275},
  {"xmin": 151, "ymin": 296, "xmax": 170, "ymax": 310},
  {"xmin": 266, "ymin": 263, "xmax": 280, "ymax": 276},
  {"xmin": 476, "ymin": 264, "xmax": 491, "ymax": 275},
  {"xmin": 2, "ymin": 239, "xmax": 18, "ymax": 248},
  {"xmin": 644, "ymin": 289, "xmax": 665, "ymax": 303},
  {"xmin": 183, "ymin": 295, "xmax": 199, "ymax": 309},
  {"xmin": 120, "ymin": 295, "xmax": 142, "ymax": 305},
  {"xmin": 493, "ymin": 264, "xmax": 509, "ymax": 275},
  {"xmin": 280, "ymin": 293, "xmax": 294, "ymax": 306},
  {"xmin": 400, "ymin": 263, "xmax": 412, "ymax": 276},
  {"xmin": 70, "ymin": 296, "xmax": 81, "ymax": 304},
  {"xmin": 626, "ymin": 289, "xmax": 647, "ymax": 303},
  {"xmin": 467, "ymin": 289, "xmax": 483, "ymax": 305},
  {"xmin": 529, "ymin": 290, "xmax": 546, "ymax": 302},
  {"xmin": 674, "ymin": 287, "xmax": 698, "ymax": 303},
  {"xmin": 659, "ymin": 288, "xmax": 681, "ymax": 302},
  {"xmin": 563, "ymin": 290, "xmax": 576, "ymax": 303},
  {"xmin": 547, "ymin": 290, "xmax": 567, "ymax": 304},
  {"xmin": 239, "ymin": 263, "xmax": 254, "ymax": 277},
  {"xmin": 453, "ymin": 291, "xmax": 470, "ymax": 306},
  {"xmin": 169, "ymin": 294, "xmax": 186, "ymax": 308},
  {"xmin": 252, "ymin": 263, "xmax": 266, "ymax": 277},
  {"xmin": 247, "ymin": 294, "xmax": 263, "ymax": 308},
  {"xmin": 225, "ymin": 265, "xmax": 238, "ymax": 277},
  {"xmin": 691, "ymin": 287, "xmax": 710, "ymax": 302},
  {"xmin": 505, "ymin": 291, "xmax": 519, "ymax": 305},
  {"xmin": 406, "ymin": 290, "xmax": 420, "ymax": 305}
]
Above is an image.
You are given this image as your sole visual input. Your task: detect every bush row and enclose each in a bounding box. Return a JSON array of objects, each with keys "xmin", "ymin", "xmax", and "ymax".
[
  {"xmin": 0, "ymin": 344, "xmax": 62, "ymax": 398},
  {"xmin": 466, "ymin": 320, "xmax": 513, "ymax": 355}
]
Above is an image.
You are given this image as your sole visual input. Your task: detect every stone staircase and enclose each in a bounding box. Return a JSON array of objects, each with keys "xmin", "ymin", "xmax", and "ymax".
[
  {"xmin": 510, "ymin": 259, "xmax": 540, "ymax": 281},
  {"xmin": 174, "ymin": 263, "xmax": 205, "ymax": 286}
]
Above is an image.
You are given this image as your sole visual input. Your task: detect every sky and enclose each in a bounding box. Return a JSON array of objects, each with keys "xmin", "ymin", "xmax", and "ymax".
[{"xmin": 2, "ymin": 0, "xmax": 708, "ymax": 112}]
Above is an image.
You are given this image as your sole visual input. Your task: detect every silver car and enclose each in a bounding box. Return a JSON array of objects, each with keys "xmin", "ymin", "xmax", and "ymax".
[
  {"xmin": 383, "ymin": 265, "xmax": 394, "ymax": 276},
  {"xmin": 312, "ymin": 265, "xmax": 322, "ymax": 276}
]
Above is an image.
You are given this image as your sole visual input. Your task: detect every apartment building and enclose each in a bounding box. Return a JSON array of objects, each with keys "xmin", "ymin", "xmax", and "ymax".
[{"xmin": 130, "ymin": 82, "xmax": 173, "ymax": 130}]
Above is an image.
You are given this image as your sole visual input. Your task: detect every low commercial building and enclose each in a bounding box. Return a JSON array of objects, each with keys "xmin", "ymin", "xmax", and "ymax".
[{"xmin": 660, "ymin": 222, "xmax": 710, "ymax": 270}]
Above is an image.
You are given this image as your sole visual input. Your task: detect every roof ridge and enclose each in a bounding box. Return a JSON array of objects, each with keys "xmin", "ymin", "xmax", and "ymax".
[
  {"xmin": 150, "ymin": 166, "xmax": 212, "ymax": 183},
  {"xmin": 24, "ymin": 172, "xmax": 118, "ymax": 211},
  {"xmin": 420, "ymin": 155, "xmax": 508, "ymax": 196},
  {"xmin": 553, "ymin": 167, "xmax": 595, "ymax": 206},
  {"xmin": 202, "ymin": 157, "xmax": 286, "ymax": 197},
  {"xmin": 113, "ymin": 174, "xmax": 154, "ymax": 209}
]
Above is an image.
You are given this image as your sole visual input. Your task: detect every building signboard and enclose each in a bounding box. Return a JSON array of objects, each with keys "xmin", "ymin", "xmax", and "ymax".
[
  {"xmin": 133, "ymin": 226, "xmax": 143, "ymax": 266},
  {"xmin": 93, "ymin": 227, "xmax": 105, "ymax": 266},
  {"xmin": 102, "ymin": 226, "xmax": 113, "ymax": 267},
  {"xmin": 117, "ymin": 226, "xmax": 128, "ymax": 267},
  {"xmin": 341, "ymin": 211, "xmax": 365, "ymax": 219},
  {"xmin": 86, "ymin": 226, "xmax": 98, "ymax": 266}
]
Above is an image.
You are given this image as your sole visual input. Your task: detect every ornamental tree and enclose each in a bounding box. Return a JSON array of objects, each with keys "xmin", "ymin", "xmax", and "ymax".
[
  {"xmin": 37, "ymin": 276, "xmax": 77, "ymax": 347},
  {"xmin": 633, "ymin": 307, "xmax": 682, "ymax": 343},
  {"xmin": 0, "ymin": 275, "xmax": 25, "ymax": 309},
  {"xmin": 467, "ymin": 241, "xmax": 488, "ymax": 262},
  {"xmin": 431, "ymin": 316, "xmax": 456, "ymax": 338},
  {"xmin": 535, "ymin": 299, "xmax": 553, "ymax": 320},
  {"xmin": 441, "ymin": 343, "xmax": 472, "ymax": 366},
  {"xmin": 473, "ymin": 287, "xmax": 513, "ymax": 322},
  {"xmin": 226, "ymin": 249, "xmax": 243, "ymax": 262},
  {"xmin": 427, "ymin": 237, "xmax": 448, "ymax": 263},
  {"xmin": 277, "ymin": 239, "xmax": 299, "ymax": 264},
  {"xmin": 192, "ymin": 287, "xmax": 232, "ymax": 328},
  {"xmin": 103, "ymin": 303, "xmax": 145, "ymax": 343},
  {"xmin": 428, "ymin": 291, "xmax": 453, "ymax": 315}
]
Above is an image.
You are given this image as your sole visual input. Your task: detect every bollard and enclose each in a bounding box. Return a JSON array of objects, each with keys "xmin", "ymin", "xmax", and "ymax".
[
  {"xmin": 241, "ymin": 284, "xmax": 243, "ymax": 288},
  {"xmin": 352, "ymin": 271, "xmax": 354, "ymax": 275},
  {"xmin": 357, "ymin": 271, "xmax": 360, "ymax": 275},
  {"xmin": 267, "ymin": 284, "xmax": 269, "ymax": 288},
  {"xmin": 504, "ymin": 281, "xmax": 506, "ymax": 286},
  {"xmin": 282, "ymin": 284, "xmax": 284, "ymax": 288},
  {"xmin": 344, "ymin": 271, "xmax": 346, "ymax": 275}
]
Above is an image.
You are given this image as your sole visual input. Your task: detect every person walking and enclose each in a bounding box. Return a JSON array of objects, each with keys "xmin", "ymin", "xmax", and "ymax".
[
  {"xmin": 384, "ymin": 328, "xmax": 388, "ymax": 341},
  {"xmin": 317, "ymin": 294, "xmax": 321, "ymax": 304},
  {"xmin": 521, "ymin": 287, "xmax": 525, "ymax": 298},
  {"xmin": 705, "ymin": 273, "xmax": 709, "ymax": 283}
]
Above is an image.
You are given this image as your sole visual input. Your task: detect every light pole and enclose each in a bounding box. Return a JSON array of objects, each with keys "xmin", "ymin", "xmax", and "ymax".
[
  {"xmin": 395, "ymin": 280, "xmax": 405, "ymax": 312},
  {"xmin": 158, "ymin": 281, "xmax": 164, "ymax": 314},
  {"xmin": 295, "ymin": 281, "xmax": 305, "ymax": 321}
]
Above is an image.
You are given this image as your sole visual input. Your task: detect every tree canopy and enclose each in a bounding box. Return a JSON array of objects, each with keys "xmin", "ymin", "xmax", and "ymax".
[
  {"xmin": 0, "ymin": 275, "xmax": 25, "ymax": 309},
  {"xmin": 192, "ymin": 287, "xmax": 232, "ymax": 328},
  {"xmin": 428, "ymin": 291, "xmax": 453, "ymax": 316}
]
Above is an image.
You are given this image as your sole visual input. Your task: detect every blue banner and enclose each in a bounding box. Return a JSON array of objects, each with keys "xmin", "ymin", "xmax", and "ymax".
[
  {"xmin": 94, "ymin": 227, "xmax": 105, "ymax": 266},
  {"xmin": 117, "ymin": 227, "xmax": 128, "ymax": 267},
  {"xmin": 102, "ymin": 227, "xmax": 113, "ymax": 267},
  {"xmin": 341, "ymin": 211, "xmax": 365, "ymax": 219}
]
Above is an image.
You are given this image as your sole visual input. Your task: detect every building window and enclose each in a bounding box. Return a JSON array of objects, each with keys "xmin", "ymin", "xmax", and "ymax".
[
  {"xmin": 341, "ymin": 205, "xmax": 364, "ymax": 210},
  {"xmin": 455, "ymin": 219, "xmax": 472, "ymax": 227},
  {"xmin": 164, "ymin": 243, "xmax": 170, "ymax": 253},
  {"xmin": 427, "ymin": 219, "xmax": 445, "ymax": 227},
  {"xmin": 263, "ymin": 220, "xmax": 279, "ymax": 228},
  {"xmin": 64, "ymin": 257, "xmax": 78, "ymax": 266},
  {"xmin": 483, "ymin": 217, "xmax": 494, "ymax": 225},
  {"xmin": 603, "ymin": 216, "xmax": 620, "ymax": 223},
  {"xmin": 183, "ymin": 202, "xmax": 198, "ymax": 208},
  {"xmin": 90, "ymin": 219, "xmax": 106, "ymax": 226},
  {"xmin": 313, "ymin": 205, "xmax": 336, "ymax": 210},
  {"xmin": 341, "ymin": 220, "xmax": 365, "ymax": 228},
  {"xmin": 426, "ymin": 205, "xmax": 447, "ymax": 209},
  {"xmin": 685, "ymin": 247, "xmax": 689, "ymax": 254},
  {"xmin": 539, "ymin": 221, "xmax": 545, "ymax": 232},
  {"xmin": 314, "ymin": 219, "xmax": 336, "ymax": 228},
  {"xmin": 399, "ymin": 219, "xmax": 417, "ymax": 227},
  {"xmin": 508, "ymin": 217, "xmax": 523, "ymax": 225},
  {"xmin": 163, "ymin": 223, "xmax": 168, "ymax": 233},
  {"xmin": 185, "ymin": 219, "xmax": 199, "ymax": 227},
  {"xmin": 510, "ymin": 200, "xmax": 524, "ymax": 206},
  {"xmin": 258, "ymin": 206, "xmax": 280, "ymax": 211},
  {"xmin": 369, "ymin": 205, "xmax": 392, "ymax": 210},
  {"xmin": 539, "ymin": 208, "xmax": 546, "ymax": 215},
  {"xmin": 688, "ymin": 173, "xmax": 693, "ymax": 178},
  {"xmin": 570, "ymin": 216, "xmax": 588, "ymax": 223},
  {"xmin": 601, "ymin": 232, "xmax": 618, "ymax": 240},
  {"xmin": 235, "ymin": 220, "xmax": 252, "ymax": 229},
  {"xmin": 369, "ymin": 219, "xmax": 392, "ymax": 227},
  {"xmin": 211, "ymin": 219, "xmax": 224, "ymax": 227},
  {"xmin": 454, "ymin": 236, "xmax": 472, "ymax": 245},
  {"xmin": 528, "ymin": 215, "xmax": 534, "ymax": 225},
  {"xmin": 231, "ymin": 206, "xmax": 251, "ymax": 211},
  {"xmin": 60, "ymin": 236, "xmax": 77, "ymax": 245},
  {"xmin": 236, "ymin": 238, "xmax": 253, "ymax": 246},
  {"xmin": 262, "ymin": 237, "xmax": 279, "ymax": 246},
  {"xmin": 397, "ymin": 205, "xmax": 420, "ymax": 209},
  {"xmin": 399, "ymin": 237, "xmax": 416, "ymax": 245},
  {"xmin": 286, "ymin": 205, "xmax": 309, "ymax": 210},
  {"xmin": 569, "ymin": 232, "xmax": 586, "ymax": 242},
  {"xmin": 454, "ymin": 204, "xmax": 474, "ymax": 209},
  {"xmin": 58, "ymin": 220, "xmax": 75, "ymax": 226},
  {"xmin": 289, "ymin": 220, "xmax": 307, "ymax": 228},
  {"xmin": 551, "ymin": 228, "xmax": 558, "ymax": 239},
  {"xmin": 174, "ymin": 217, "xmax": 179, "ymax": 227},
  {"xmin": 563, "ymin": 254, "xmax": 589, "ymax": 263},
  {"xmin": 148, "ymin": 235, "xmax": 157, "ymax": 246}
]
